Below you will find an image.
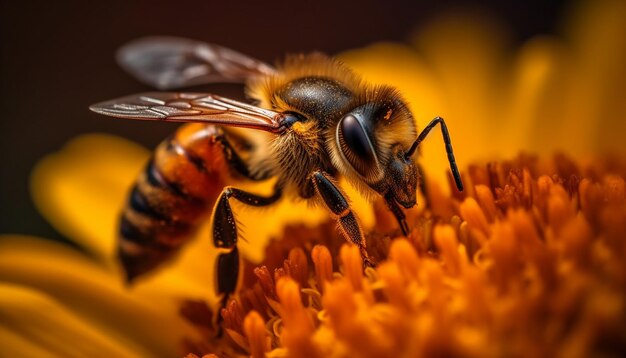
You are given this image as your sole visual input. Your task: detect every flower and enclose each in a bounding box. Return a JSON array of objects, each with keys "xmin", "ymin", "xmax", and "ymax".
[
  {"xmin": 217, "ymin": 153, "xmax": 626, "ymax": 357},
  {"xmin": 1, "ymin": 0, "xmax": 626, "ymax": 356}
]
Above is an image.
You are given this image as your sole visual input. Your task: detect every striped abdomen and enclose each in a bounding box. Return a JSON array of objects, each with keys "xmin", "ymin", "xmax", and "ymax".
[{"xmin": 119, "ymin": 123, "xmax": 229, "ymax": 281}]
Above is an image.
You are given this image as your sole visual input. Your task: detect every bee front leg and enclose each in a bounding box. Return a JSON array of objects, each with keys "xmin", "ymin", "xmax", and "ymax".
[
  {"xmin": 212, "ymin": 185, "xmax": 282, "ymax": 323},
  {"xmin": 213, "ymin": 129, "xmax": 272, "ymax": 181},
  {"xmin": 384, "ymin": 192, "xmax": 410, "ymax": 236},
  {"xmin": 310, "ymin": 171, "xmax": 375, "ymax": 268}
]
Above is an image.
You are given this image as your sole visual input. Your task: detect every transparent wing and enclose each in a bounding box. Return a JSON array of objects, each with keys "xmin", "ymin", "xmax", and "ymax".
[
  {"xmin": 116, "ymin": 36, "xmax": 276, "ymax": 90},
  {"xmin": 89, "ymin": 92, "xmax": 286, "ymax": 133}
]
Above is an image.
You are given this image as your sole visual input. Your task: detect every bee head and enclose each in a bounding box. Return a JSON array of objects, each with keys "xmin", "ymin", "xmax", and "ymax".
[{"xmin": 331, "ymin": 86, "xmax": 418, "ymax": 206}]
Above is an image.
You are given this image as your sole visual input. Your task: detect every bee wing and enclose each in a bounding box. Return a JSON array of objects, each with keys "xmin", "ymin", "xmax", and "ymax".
[
  {"xmin": 89, "ymin": 92, "xmax": 286, "ymax": 133},
  {"xmin": 117, "ymin": 36, "xmax": 276, "ymax": 90}
]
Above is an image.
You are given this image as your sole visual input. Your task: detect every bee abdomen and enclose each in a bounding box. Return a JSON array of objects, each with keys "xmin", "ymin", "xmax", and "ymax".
[{"xmin": 118, "ymin": 124, "xmax": 229, "ymax": 281}]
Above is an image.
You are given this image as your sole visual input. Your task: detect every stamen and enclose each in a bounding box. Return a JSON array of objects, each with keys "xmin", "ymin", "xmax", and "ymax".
[
  {"xmin": 340, "ymin": 244, "xmax": 363, "ymax": 291},
  {"xmin": 311, "ymin": 245, "xmax": 333, "ymax": 292},
  {"xmin": 243, "ymin": 311, "xmax": 268, "ymax": 358}
]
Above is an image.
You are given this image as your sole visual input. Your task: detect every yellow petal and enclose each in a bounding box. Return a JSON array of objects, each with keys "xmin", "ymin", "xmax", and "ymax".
[
  {"xmin": 560, "ymin": 0, "xmax": 626, "ymax": 156},
  {"xmin": 30, "ymin": 133, "xmax": 149, "ymax": 261},
  {"xmin": 507, "ymin": 36, "xmax": 566, "ymax": 156},
  {"xmin": 0, "ymin": 235, "xmax": 202, "ymax": 357},
  {"xmin": 412, "ymin": 11, "xmax": 512, "ymax": 166},
  {"xmin": 0, "ymin": 283, "xmax": 142, "ymax": 357}
]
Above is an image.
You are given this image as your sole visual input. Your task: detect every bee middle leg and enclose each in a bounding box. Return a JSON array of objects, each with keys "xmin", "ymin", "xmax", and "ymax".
[
  {"xmin": 309, "ymin": 171, "xmax": 375, "ymax": 267},
  {"xmin": 212, "ymin": 184, "xmax": 283, "ymax": 317},
  {"xmin": 384, "ymin": 192, "xmax": 410, "ymax": 236}
]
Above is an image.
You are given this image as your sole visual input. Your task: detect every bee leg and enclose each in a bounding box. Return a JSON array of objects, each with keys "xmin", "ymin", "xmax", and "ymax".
[
  {"xmin": 417, "ymin": 162, "xmax": 430, "ymax": 209},
  {"xmin": 384, "ymin": 192, "xmax": 410, "ymax": 236},
  {"xmin": 310, "ymin": 171, "xmax": 375, "ymax": 268},
  {"xmin": 213, "ymin": 131, "xmax": 272, "ymax": 181},
  {"xmin": 212, "ymin": 185, "xmax": 283, "ymax": 327}
]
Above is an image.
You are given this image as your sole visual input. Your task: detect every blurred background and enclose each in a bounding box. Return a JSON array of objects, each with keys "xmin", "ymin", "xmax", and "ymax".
[{"xmin": 1, "ymin": 0, "xmax": 574, "ymax": 240}]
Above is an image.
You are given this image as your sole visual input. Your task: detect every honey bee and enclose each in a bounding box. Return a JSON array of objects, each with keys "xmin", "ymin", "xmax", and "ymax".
[{"xmin": 90, "ymin": 36, "xmax": 464, "ymax": 311}]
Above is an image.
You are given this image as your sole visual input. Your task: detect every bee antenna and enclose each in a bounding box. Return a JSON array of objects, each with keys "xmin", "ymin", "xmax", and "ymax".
[{"xmin": 405, "ymin": 116, "xmax": 464, "ymax": 191}]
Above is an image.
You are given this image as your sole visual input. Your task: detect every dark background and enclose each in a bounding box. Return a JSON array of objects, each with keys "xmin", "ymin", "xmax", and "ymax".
[{"xmin": 1, "ymin": 0, "xmax": 570, "ymax": 240}]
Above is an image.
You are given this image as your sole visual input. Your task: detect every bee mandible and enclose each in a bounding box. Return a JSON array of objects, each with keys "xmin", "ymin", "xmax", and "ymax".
[{"xmin": 90, "ymin": 36, "xmax": 464, "ymax": 312}]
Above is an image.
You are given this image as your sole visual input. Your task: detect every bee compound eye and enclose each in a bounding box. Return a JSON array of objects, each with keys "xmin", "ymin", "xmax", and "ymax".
[{"xmin": 338, "ymin": 114, "xmax": 378, "ymax": 177}]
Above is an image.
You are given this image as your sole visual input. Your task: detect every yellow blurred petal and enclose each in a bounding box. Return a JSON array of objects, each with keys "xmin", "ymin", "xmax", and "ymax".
[
  {"xmin": 508, "ymin": 36, "xmax": 567, "ymax": 156},
  {"xmin": 412, "ymin": 11, "xmax": 513, "ymax": 164},
  {"xmin": 562, "ymin": 0, "xmax": 626, "ymax": 156},
  {"xmin": 0, "ymin": 326, "xmax": 57, "ymax": 358},
  {"xmin": 0, "ymin": 283, "xmax": 142, "ymax": 357},
  {"xmin": 0, "ymin": 235, "xmax": 202, "ymax": 357},
  {"xmin": 30, "ymin": 133, "xmax": 149, "ymax": 261}
]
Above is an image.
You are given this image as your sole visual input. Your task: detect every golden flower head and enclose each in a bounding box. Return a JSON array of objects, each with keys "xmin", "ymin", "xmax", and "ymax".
[{"xmin": 213, "ymin": 153, "xmax": 626, "ymax": 358}]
